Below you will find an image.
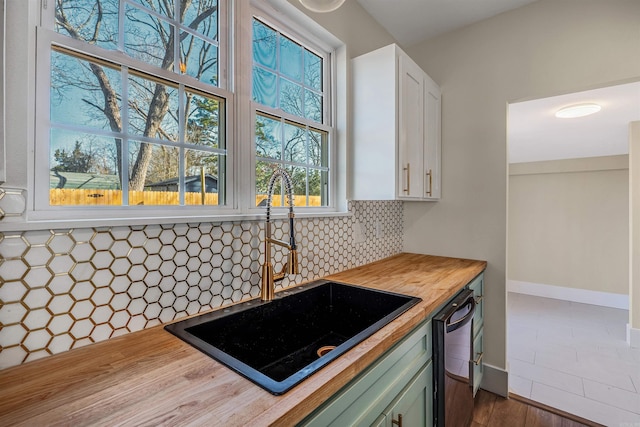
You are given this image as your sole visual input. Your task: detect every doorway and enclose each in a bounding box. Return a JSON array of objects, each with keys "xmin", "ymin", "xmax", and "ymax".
[{"xmin": 506, "ymin": 81, "xmax": 640, "ymax": 425}]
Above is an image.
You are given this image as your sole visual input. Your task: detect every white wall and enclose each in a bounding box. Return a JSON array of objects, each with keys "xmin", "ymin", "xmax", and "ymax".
[
  {"xmin": 287, "ymin": 0, "xmax": 396, "ymax": 58},
  {"xmin": 404, "ymin": 0, "xmax": 640, "ymax": 392},
  {"xmin": 630, "ymin": 122, "xmax": 640, "ymax": 344},
  {"xmin": 509, "ymin": 156, "xmax": 629, "ymax": 295}
]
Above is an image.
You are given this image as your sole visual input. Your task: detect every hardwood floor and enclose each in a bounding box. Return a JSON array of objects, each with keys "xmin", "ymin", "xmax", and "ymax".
[{"xmin": 472, "ymin": 390, "xmax": 604, "ymax": 427}]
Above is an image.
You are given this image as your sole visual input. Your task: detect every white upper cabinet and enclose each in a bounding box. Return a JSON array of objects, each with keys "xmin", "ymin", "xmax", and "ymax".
[
  {"xmin": 398, "ymin": 53, "xmax": 425, "ymax": 199},
  {"xmin": 352, "ymin": 44, "xmax": 441, "ymax": 201},
  {"xmin": 424, "ymin": 74, "xmax": 441, "ymax": 199}
]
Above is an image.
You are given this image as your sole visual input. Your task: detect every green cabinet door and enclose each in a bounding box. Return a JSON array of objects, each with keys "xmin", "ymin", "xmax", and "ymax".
[
  {"xmin": 471, "ymin": 327, "xmax": 484, "ymax": 397},
  {"xmin": 372, "ymin": 414, "xmax": 387, "ymax": 427},
  {"xmin": 299, "ymin": 321, "xmax": 432, "ymax": 427},
  {"xmin": 467, "ymin": 273, "xmax": 484, "ymax": 338},
  {"xmin": 301, "ymin": 273, "xmax": 485, "ymax": 427},
  {"xmin": 467, "ymin": 272, "xmax": 484, "ymax": 397},
  {"xmin": 383, "ymin": 361, "xmax": 433, "ymax": 427},
  {"xmin": 370, "ymin": 362, "xmax": 434, "ymax": 427}
]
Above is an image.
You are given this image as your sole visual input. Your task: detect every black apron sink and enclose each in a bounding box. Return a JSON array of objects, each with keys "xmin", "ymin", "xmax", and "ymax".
[{"xmin": 164, "ymin": 280, "xmax": 421, "ymax": 395}]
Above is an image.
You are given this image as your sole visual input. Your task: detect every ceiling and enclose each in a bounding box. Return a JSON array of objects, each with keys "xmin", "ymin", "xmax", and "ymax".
[
  {"xmin": 508, "ymin": 82, "xmax": 640, "ymax": 164},
  {"xmin": 354, "ymin": 0, "xmax": 640, "ymax": 164},
  {"xmin": 356, "ymin": 0, "xmax": 537, "ymax": 46}
]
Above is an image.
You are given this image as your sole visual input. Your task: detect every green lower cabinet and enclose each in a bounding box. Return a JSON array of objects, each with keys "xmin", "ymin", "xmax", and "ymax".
[
  {"xmin": 471, "ymin": 327, "xmax": 484, "ymax": 397},
  {"xmin": 300, "ymin": 273, "xmax": 486, "ymax": 427},
  {"xmin": 467, "ymin": 273, "xmax": 484, "ymax": 338},
  {"xmin": 372, "ymin": 362, "xmax": 433, "ymax": 427},
  {"xmin": 467, "ymin": 272, "xmax": 485, "ymax": 397},
  {"xmin": 298, "ymin": 321, "xmax": 432, "ymax": 427}
]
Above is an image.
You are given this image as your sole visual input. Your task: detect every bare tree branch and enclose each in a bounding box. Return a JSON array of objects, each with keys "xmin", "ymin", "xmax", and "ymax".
[{"xmin": 54, "ymin": 0, "xmax": 221, "ymax": 192}]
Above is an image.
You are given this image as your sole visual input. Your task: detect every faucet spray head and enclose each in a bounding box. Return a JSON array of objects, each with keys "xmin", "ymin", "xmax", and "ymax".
[
  {"xmin": 287, "ymin": 250, "xmax": 299, "ymax": 275},
  {"xmin": 261, "ymin": 168, "xmax": 299, "ymax": 300}
]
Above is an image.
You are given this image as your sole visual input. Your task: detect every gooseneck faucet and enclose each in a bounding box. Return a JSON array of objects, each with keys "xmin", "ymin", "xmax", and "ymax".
[{"xmin": 261, "ymin": 169, "xmax": 299, "ymax": 301}]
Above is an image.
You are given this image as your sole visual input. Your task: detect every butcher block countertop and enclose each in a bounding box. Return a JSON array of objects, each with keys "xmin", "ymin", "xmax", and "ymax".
[{"xmin": 0, "ymin": 253, "xmax": 486, "ymax": 426}]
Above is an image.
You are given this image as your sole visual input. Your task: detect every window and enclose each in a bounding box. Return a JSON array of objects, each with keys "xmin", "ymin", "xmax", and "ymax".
[
  {"xmin": 40, "ymin": 0, "xmax": 228, "ymax": 209},
  {"xmin": 31, "ymin": 0, "xmax": 339, "ymax": 221},
  {"xmin": 251, "ymin": 18, "xmax": 331, "ymax": 208}
]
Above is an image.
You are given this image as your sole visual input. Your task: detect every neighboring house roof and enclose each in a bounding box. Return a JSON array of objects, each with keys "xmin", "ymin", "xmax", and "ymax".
[
  {"xmin": 145, "ymin": 174, "xmax": 218, "ymax": 189},
  {"xmin": 50, "ymin": 170, "xmax": 121, "ymax": 190},
  {"xmin": 49, "ymin": 171, "xmax": 219, "ymax": 191}
]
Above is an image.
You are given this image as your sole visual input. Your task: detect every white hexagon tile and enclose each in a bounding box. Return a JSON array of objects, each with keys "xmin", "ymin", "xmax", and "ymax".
[
  {"xmin": 0, "ymin": 201, "xmax": 403, "ymax": 369},
  {"xmin": 0, "ymin": 188, "xmax": 27, "ymax": 220}
]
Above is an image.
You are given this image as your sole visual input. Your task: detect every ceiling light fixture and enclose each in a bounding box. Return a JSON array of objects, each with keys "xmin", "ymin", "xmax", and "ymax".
[
  {"xmin": 299, "ymin": 0, "xmax": 346, "ymax": 13},
  {"xmin": 555, "ymin": 103, "xmax": 602, "ymax": 118}
]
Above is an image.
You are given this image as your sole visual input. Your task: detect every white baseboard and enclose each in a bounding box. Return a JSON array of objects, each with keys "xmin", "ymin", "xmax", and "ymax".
[
  {"xmin": 628, "ymin": 324, "xmax": 640, "ymax": 348},
  {"xmin": 480, "ymin": 363, "xmax": 509, "ymax": 397},
  {"xmin": 507, "ymin": 280, "xmax": 629, "ymax": 310}
]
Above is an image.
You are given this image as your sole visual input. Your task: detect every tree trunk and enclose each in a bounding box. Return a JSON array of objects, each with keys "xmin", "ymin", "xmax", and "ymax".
[
  {"xmin": 129, "ymin": 84, "xmax": 171, "ymax": 190},
  {"xmin": 88, "ymin": 62, "xmax": 123, "ymax": 182},
  {"xmin": 56, "ymin": 0, "xmax": 219, "ymax": 193}
]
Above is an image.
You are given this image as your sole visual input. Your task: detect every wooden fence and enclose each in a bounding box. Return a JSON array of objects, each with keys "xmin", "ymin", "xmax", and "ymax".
[{"xmin": 50, "ymin": 189, "xmax": 322, "ymax": 207}]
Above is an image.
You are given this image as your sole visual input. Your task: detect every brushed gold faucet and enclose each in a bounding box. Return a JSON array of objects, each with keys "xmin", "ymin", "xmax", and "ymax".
[{"xmin": 261, "ymin": 169, "xmax": 299, "ymax": 301}]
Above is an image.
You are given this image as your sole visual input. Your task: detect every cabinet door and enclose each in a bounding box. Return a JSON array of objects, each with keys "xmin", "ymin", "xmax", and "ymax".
[
  {"xmin": 467, "ymin": 274, "xmax": 484, "ymax": 338},
  {"xmin": 299, "ymin": 321, "xmax": 432, "ymax": 427},
  {"xmin": 372, "ymin": 414, "xmax": 387, "ymax": 427},
  {"xmin": 397, "ymin": 53, "xmax": 424, "ymax": 199},
  {"xmin": 385, "ymin": 361, "xmax": 433, "ymax": 427},
  {"xmin": 471, "ymin": 328, "xmax": 484, "ymax": 397},
  {"xmin": 352, "ymin": 44, "xmax": 398, "ymax": 200},
  {"xmin": 424, "ymin": 77, "xmax": 441, "ymax": 200}
]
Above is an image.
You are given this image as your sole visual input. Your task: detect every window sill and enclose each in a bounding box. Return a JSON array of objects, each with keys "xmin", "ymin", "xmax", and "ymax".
[{"xmin": 1, "ymin": 208, "xmax": 352, "ymax": 232}]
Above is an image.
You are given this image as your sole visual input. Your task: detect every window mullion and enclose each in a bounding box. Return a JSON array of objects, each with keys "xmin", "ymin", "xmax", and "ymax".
[
  {"xmin": 121, "ymin": 65, "xmax": 130, "ymax": 206},
  {"xmin": 254, "ymin": 103, "xmax": 330, "ymax": 133},
  {"xmin": 276, "ymin": 31, "xmax": 281, "ymax": 111},
  {"xmin": 306, "ymin": 167, "xmax": 309, "ymax": 206},
  {"xmin": 300, "ymin": 46, "xmax": 305, "ymax": 120},
  {"xmin": 173, "ymin": 0, "xmax": 180, "ymax": 76},
  {"xmin": 119, "ymin": 0, "xmax": 126, "ymax": 53},
  {"xmin": 305, "ymin": 128, "xmax": 310, "ymax": 205},
  {"xmin": 40, "ymin": 0, "xmax": 55, "ymax": 28},
  {"xmin": 178, "ymin": 84, "xmax": 186, "ymax": 206}
]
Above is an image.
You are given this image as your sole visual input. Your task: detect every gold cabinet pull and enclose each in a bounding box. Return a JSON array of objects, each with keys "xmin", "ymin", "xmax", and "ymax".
[
  {"xmin": 473, "ymin": 352, "xmax": 484, "ymax": 366},
  {"xmin": 426, "ymin": 169, "xmax": 433, "ymax": 196},
  {"xmin": 392, "ymin": 413, "xmax": 403, "ymax": 427},
  {"xmin": 475, "ymin": 295, "xmax": 484, "ymax": 304},
  {"xmin": 403, "ymin": 164, "xmax": 410, "ymax": 193}
]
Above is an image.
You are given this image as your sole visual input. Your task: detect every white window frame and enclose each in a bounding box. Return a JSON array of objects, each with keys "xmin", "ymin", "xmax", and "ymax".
[
  {"xmin": 32, "ymin": 0, "xmax": 236, "ymax": 222},
  {"xmin": 244, "ymin": 0, "xmax": 340, "ymax": 215},
  {"xmin": 6, "ymin": 0, "xmax": 347, "ymax": 230},
  {"xmin": 0, "ymin": 0, "xmax": 5, "ymax": 185}
]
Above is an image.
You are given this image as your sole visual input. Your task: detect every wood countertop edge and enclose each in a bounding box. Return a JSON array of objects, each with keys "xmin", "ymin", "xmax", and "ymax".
[{"xmin": 0, "ymin": 253, "xmax": 487, "ymax": 426}]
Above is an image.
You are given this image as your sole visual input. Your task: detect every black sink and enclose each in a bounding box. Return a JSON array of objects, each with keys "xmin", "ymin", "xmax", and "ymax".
[{"xmin": 164, "ymin": 280, "xmax": 421, "ymax": 395}]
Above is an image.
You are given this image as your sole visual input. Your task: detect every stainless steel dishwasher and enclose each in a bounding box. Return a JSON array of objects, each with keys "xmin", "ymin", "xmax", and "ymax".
[{"xmin": 433, "ymin": 289, "xmax": 476, "ymax": 427}]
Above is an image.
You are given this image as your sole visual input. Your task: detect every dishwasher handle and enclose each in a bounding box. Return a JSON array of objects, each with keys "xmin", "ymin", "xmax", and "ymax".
[{"xmin": 445, "ymin": 296, "xmax": 476, "ymax": 333}]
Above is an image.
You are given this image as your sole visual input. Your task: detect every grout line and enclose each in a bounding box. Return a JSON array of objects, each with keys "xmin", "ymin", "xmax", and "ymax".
[
  {"xmin": 535, "ymin": 380, "xmax": 635, "ymax": 420},
  {"xmin": 524, "ymin": 360, "xmax": 589, "ymax": 397},
  {"xmin": 509, "ymin": 391, "xmax": 605, "ymax": 427},
  {"xmin": 582, "ymin": 376, "xmax": 640, "ymax": 414},
  {"xmin": 509, "ymin": 294, "xmax": 640, "ymax": 418}
]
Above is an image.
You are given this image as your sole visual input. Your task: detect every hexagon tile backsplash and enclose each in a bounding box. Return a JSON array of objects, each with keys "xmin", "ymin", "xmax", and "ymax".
[{"xmin": 0, "ymin": 201, "xmax": 403, "ymax": 370}]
